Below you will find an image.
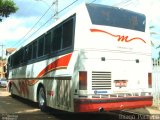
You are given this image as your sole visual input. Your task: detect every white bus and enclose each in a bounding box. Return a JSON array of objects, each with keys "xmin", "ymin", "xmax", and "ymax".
[{"xmin": 6, "ymin": 3, "xmax": 152, "ymax": 112}]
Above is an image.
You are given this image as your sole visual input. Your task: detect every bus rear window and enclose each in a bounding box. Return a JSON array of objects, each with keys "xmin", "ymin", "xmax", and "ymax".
[{"xmin": 86, "ymin": 4, "xmax": 146, "ymax": 32}]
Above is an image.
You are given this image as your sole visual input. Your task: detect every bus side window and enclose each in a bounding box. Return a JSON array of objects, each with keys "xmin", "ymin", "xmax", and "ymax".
[
  {"xmin": 33, "ymin": 41, "xmax": 37, "ymax": 59},
  {"xmin": 19, "ymin": 49, "xmax": 24, "ymax": 64},
  {"xmin": 13, "ymin": 53, "xmax": 18, "ymax": 67},
  {"xmin": 12, "ymin": 54, "xmax": 15, "ymax": 67},
  {"xmin": 27, "ymin": 44, "xmax": 32, "ymax": 61},
  {"xmin": 10, "ymin": 56, "xmax": 13, "ymax": 68},
  {"xmin": 44, "ymin": 32, "xmax": 51, "ymax": 55},
  {"xmin": 23, "ymin": 47, "xmax": 27, "ymax": 63},
  {"xmin": 62, "ymin": 18, "xmax": 73, "ymax": 49},
  {"xmin": 52, "ymin": 26, "xmax": 62, "ymax": 52},
  {"xmin": 38, "ymin": 36, "xmax": 45, "ymax": 57}
]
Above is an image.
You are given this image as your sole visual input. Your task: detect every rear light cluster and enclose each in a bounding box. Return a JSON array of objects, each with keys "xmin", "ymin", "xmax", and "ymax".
[
  {"xmin": 79, "ymin": 71, "xmax": 87, "ymax": 90},
  {"xmin": 148, "ymin": 73, "xmax": 152, "ymax": 88}
]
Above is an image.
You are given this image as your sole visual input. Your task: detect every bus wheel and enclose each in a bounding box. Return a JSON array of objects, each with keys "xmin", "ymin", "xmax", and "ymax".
[
  {"xmin": 38, "ymin": 87, "xmax": 47, "ymax": 111},
  {"xmin": 10, "ymin": 84, "xmax": 15, "ymax": 98}
]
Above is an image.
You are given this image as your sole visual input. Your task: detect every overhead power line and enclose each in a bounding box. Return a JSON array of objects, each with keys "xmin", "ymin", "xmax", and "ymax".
[
  {"xmin": 113, "ymin": 0, "xmax": 136, "ymax": 7},
  {"xmin": 90, "ymin": 0, "xmax": 97, "ymax": 3},
  {"xmin": 13, "ymin": 0, "xmax": 79, "ymax": 48},
  {"xmin": 10, "ymin": 2, "xmax": 55, "ymax": 48},
  {"xmin": 54, "ymin": 0, "xmax": 58, "ymax": 20}
]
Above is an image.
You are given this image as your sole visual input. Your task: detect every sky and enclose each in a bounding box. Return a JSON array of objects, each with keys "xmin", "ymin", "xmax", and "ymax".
[{"xmin": 0, "ymin": 0, "xmax": 160, "ymax": 58}]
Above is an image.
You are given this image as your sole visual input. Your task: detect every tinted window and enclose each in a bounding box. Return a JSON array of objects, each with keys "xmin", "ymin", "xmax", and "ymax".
[
  {"xmin": 45, "ymin": 32, "xmax": 51, "ymax": 54},
  {"xmin": 24, "ymin": 47, "xmax": 28, "ymax": 63},
  {"xmin": 8, "ymin": 56, "xmax": 11, "ymax": 67},
  {"xmin": 12, "ymin": 54, "xmax": 16, "ymax": 67},
  {"xmin": 12, "ymin": 49, "xmax": 22, "ymax": 67},
  {"xmin": 38, "ymin": 36, "xmax": 44, "ymax": 57},
  {"xmin": 18, "ymin": 49, "xmax": 23, "ymax": 64},
  {"xmin": 9, "ymin": 15, "xmax": 75, "ymax": 68},
  {"xmin": 27, "ymin": 44, "xmax": 32, "ymax": 60},
  {"xmin": 33, "ymin": 41, "xmax": 37, "ymax": 59},
  {"xmin": 87, "ymin": 4, "xmax": 146, "ymax": 32},
  {"xmin": 62, "ymin": 19, "xmax": 73, "ymax": 49},
  {"xmin": 52, "ymin": 26, "xmax": 62, "ymax": 52}
]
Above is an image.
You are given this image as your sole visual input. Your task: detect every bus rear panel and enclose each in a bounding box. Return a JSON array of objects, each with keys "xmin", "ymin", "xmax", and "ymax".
[{"xmin": 73, "ymin": 3, "xmax": 152, "ymax": 112}]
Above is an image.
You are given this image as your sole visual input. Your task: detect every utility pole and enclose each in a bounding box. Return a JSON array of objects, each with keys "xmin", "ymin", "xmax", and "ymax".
[
  {"xmin": 35, "ymin": 0, "xmax": 58, "ymax": 20},
  {"xmin": 53, "ymin": 0, "xmax": 58, "ymax": 20}
]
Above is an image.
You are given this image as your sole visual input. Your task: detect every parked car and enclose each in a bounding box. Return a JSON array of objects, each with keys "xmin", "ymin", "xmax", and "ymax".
[{"xmin": 0, "ymin": 78, "xmax": 8, "ymax": 88}]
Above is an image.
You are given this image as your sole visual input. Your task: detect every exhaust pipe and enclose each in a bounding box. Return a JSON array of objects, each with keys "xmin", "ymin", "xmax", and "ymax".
[{"xmin": 99, "ymin": 107, "xmax": 104, "ymax": 112}]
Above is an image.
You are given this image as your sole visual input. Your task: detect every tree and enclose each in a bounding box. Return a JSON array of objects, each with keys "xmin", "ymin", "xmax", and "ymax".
[{"xmin": 0, "ymin": 0, "xmax": 18, "ymax": 22}]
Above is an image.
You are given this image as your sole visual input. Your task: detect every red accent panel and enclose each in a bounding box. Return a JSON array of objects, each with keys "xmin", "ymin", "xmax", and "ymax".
[
  {"xmin": 74, "ymin": 96, "xmax": 152, "ymax": 112},
  {"xmin": 148, "ymin": 73, "xmax": 152, "ymax": 88},
  {"xmin": 47, "ymin": 90, "xmax": 54, "ymax": 96},
  {"xmin": 12, "ymin": 80, "xmax": 29, "ymax": 97},
  {"xmin": 37, "ymin": 53, "xmax": 72, "ymax": 77},
  {"xmin": 90, "ymin": 28, "xmax": 146, "ymax": 43}
]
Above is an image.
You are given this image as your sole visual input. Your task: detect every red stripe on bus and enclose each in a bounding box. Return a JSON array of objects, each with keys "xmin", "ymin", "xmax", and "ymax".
[
  {"xmin": 37, "ymin": 53, "xmax": 72, "ymax": 77},
  {"xmin": 74, "ymin": 96, "xmax": 152, "ymax": 112},
  {"xmin": 90, "ymin": 28, "xmax": 146, "ymax": 43},
  {"xmin": 28, "ymin": 80, "xmax": 39, "ymax": 86}
]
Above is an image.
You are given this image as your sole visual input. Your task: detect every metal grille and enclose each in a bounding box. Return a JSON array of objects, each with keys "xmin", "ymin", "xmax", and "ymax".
[{"xmin": 92, "ymin": 71, "xmax": 111, "ymax": 90}]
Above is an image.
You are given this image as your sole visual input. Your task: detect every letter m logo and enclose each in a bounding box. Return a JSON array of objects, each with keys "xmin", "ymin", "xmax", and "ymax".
[{"xmin": 117, "ymin": 35, "xmax": 129, "ymax": 42}]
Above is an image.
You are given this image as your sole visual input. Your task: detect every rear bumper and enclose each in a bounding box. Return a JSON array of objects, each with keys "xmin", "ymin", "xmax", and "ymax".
[{"xmin": 74, "ymin": 96, "xmax": 153, "ymax": 112}]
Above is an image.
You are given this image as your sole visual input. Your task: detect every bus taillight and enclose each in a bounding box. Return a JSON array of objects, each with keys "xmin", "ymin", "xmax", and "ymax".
[
  {"xmin": 148, "ymin": 73, "xmax": 152, "ymax": 88},
  {"xmin": 79, "ymin": 71, "xmax": 87, "ymax": 90}
]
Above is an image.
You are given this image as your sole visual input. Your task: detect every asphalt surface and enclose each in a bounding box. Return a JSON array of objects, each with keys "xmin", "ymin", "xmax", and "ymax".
[
  {"xmin": 1, "ymin": 87, "xmax": 154, "ymax": 120},
  {"xmin": 0, "ymin": 88, "xmax": 122, "ymax": 120},
  {"xmin": 0, "ymin": 88, "xmax": 56, "ymax": 120}
]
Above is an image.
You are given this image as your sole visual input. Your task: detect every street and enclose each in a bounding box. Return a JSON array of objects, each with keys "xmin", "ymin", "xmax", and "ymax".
[
  {"xmin": 0, "ymin": 88, "xmax": 121, "ymax": 120},
  {"xmin": 0, "ymin": 88, "xmax": 56, "ymax": 120}
]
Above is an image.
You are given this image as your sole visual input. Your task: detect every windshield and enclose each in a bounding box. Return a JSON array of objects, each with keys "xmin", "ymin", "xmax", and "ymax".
[{"xmin": 86, "ymin": 4, "xmax": 146, "ymax": 32}]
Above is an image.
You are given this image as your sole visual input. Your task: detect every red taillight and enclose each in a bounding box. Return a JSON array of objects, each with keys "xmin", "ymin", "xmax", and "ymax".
[
  {"xmin": 148, "ymin": 73, "xmax": 152, "ymax": 88},
  {"xmin": 79, "ymin": 71, "xmax": 87, "ymax": 90}
]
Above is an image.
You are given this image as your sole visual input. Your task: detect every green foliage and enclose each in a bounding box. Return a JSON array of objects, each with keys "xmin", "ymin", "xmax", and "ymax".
[
  {"xmin": 0, "ymin": 56, "xmax": 6, "ymax": 60},
  {"xmin": 0, "ymin": 0, "xmax": 18, "ymax": 21}
]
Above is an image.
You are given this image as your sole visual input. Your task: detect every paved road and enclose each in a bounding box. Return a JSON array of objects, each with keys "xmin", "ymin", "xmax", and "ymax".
[
  {"xmin": 0, "ymin": 88, "xmax": 122, "ymax": 120},
  {"xmin": 0, "ymin": 88, "xmax": 57, "ymax": 120}
]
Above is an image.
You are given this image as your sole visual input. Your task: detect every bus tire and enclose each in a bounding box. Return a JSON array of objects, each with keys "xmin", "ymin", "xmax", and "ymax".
[
  {"xmin": 10, "ymin": 84, "xmax": 15, "ymax": 98},
  {"xmin": 38, "ymin": 86, "xmax": 47, "ymax": 111}
]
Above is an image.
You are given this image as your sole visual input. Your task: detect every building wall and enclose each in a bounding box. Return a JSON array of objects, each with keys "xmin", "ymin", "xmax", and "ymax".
[{"xmin": 0, "ymin": 60, "xmax": 6, "ymax": 78}]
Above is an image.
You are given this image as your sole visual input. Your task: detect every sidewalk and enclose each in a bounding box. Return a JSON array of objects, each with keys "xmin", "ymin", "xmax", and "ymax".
[{"xmin": 0, "ymin": 87, "xmax": 10, "ymax": 97}]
